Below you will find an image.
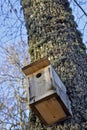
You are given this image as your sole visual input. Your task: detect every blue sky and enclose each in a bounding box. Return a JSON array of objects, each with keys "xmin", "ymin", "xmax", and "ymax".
[{"xmin": 0, "ymin": 0, "xmax": 27, "ymax": 45}]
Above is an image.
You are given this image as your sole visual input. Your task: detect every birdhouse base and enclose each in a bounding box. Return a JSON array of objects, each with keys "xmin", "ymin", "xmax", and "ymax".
[{"xmin": 30, "ymin": 93, "xmax": 71, "ymax": 125}]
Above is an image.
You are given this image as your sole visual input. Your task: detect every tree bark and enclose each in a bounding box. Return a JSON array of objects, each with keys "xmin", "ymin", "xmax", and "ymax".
[{"xmin": 21, "ymin": 0, "xmax": 87, "ymax": 129}]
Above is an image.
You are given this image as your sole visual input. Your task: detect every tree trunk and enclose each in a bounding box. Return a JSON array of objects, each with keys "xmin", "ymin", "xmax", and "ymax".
[{"xmin": 21, "ymin": 0, "xmax": 87, "ymax": 129}]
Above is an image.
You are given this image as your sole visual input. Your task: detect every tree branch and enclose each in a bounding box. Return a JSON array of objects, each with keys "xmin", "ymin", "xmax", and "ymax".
[{"xmin": 74, "ymin": 0, "xmax": 87, "ymax": 17}]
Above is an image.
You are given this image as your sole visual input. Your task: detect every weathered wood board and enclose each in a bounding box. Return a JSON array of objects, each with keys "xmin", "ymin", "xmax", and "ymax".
[
  {"xmin": 22, "ymin": 57, "xmax": 50, "ymax": 75},
  {"xmin": 30, "ymin": 94, "xmax": 71, "ymax": 125}
]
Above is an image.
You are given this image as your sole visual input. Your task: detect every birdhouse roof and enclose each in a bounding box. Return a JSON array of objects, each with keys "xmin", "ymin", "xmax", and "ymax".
[{"xmin": 22, "ymin": 57, "xmax": 50, "ymax": 75}]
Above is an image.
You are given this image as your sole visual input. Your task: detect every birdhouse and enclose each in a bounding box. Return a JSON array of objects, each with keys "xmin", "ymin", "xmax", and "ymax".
[{"xmin": 22, "ymin": 57, "xmax": 72, "ymax": 125}]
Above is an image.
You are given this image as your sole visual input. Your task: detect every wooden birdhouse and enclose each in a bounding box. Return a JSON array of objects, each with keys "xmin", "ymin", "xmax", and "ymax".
[{"xmin": 22, "ymin": 57, "xmax": 72, "ymax": 125}]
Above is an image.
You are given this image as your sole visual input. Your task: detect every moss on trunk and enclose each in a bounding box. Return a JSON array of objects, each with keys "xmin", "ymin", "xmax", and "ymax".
[{"xmin": 21, "ymin": 0, "xmax": 87, "ymax": 129}]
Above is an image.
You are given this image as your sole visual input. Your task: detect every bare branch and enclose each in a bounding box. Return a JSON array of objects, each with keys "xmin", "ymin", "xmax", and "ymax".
[{"xmin": 74, "ymin": 0, "xmax": 87, "ymax": 17}]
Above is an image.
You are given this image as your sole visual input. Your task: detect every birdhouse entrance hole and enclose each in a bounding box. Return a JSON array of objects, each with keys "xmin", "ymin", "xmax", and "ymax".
[{"xmin": 36, "ymin": 73, "xmax": 42, "ymax": 78}]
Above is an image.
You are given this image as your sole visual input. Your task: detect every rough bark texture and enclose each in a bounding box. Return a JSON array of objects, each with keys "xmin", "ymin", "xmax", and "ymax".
[{"xmin": 21, "ymin": 0, "xmax": 87, "ymax": 129}]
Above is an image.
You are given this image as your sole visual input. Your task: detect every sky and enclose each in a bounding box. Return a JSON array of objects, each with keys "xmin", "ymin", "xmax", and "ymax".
[{"xmin": 0, "ymin": 0, "xmax": 27, "ymax": 45}]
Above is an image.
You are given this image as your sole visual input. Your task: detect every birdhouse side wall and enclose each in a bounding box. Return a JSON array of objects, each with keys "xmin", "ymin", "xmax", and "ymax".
[
  {"xmin": 51, "ymin": 66, "xmax": 66, "ymax": 93},
  {"xmin": 51, "ymin": 67, "xmax": 72, "ymax": 115}
]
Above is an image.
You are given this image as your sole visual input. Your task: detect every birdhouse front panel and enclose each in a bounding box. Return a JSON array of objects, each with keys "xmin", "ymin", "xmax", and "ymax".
[{"xmin": 28, "ymin": 65, "xmax": 55, "ymax": 104}]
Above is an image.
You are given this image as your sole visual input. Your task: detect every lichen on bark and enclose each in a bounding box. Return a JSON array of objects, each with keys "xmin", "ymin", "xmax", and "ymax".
[{"xmin": 21, "ymin": 0, "xmax": 87, "ymax": 129}]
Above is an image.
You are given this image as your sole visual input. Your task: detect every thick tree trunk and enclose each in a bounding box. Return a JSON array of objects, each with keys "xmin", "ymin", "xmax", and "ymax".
[{"xmin": 21, "ymin": 0, "xmax": 87, "ymax": 129}]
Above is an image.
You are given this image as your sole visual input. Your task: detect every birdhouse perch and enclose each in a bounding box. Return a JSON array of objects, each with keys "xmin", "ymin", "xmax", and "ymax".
[{"xmin": 22, "ymin": 57, "xmax": 72, "ymax": 125}]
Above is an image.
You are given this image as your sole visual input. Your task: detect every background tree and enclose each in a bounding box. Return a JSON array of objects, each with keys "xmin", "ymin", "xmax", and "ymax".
[
  {"xmin": 21, "ymin": 0, "xmax": 87, "ymax": 130},
  {"xmin": 0, "ymin": 42, "xmax": 30, "ymax": 130}
]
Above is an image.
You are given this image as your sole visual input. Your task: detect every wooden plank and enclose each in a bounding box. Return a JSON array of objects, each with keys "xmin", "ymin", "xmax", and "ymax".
[
  {"xmin": 30, "ymin": 94, "xmax": 71, "ymax": 125},
  {"xmin": 22, "ymin": 57, "xmax": 50, "ymax": 75},
  {"xmin": 35, "ymin": 96, "xmax": 66, "ymax": 125}
]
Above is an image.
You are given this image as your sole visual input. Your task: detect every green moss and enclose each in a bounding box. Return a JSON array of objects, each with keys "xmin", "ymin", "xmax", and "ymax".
[
  {"xmin": 28, "ymin": 47, "xmax": 34, "ymax": 54},
  {"xmin": 80, "ymin": 43, "xmax": 86, "ymax": 51},
  {"xmin": 37, "ymin": 38, "xmax": 47, "ymax": 47},
  {"xmin": 21, "ymin": 0, "xmax": 31, "ymax": 7},
  {"xmin": 76, "ymin": 30, "xmax": 82, "ymax": 38},
  {"xmin": 79, "ymin": 49, "xmax": 85, "ymax": 54},
  {"xmin": 56, "ymin": 38, "xmax": 62, "ymax": 45},
  {"xmin": 22, "ymin": 0, "xmax": 87, "ymax": 129}
]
